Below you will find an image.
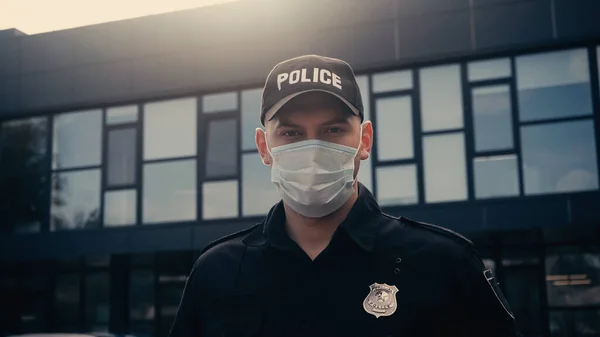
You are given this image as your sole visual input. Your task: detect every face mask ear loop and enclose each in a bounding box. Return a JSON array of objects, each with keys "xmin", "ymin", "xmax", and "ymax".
[{"xmin": 351, "ymin": 125, "xmax": 364, "ymax": 185}]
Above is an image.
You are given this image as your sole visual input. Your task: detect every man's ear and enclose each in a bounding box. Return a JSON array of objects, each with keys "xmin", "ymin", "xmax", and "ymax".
[
  {"xmin": 255, "ymin": 127, "xmax": 272, "ymax": 166},
  {"xmin": 359, "ymin": 121, "xmax": 373, "ymax": 161}
]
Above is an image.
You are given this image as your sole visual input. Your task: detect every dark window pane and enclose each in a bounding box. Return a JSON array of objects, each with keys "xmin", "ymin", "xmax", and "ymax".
[
  {"xmin": 51, "ymin": 169, "xmax": 101, "ymax": 230},
  {"xmin": 144, "ymin": 98, "xmax": 197, "ymax": 160},
  {"xmin": 0, "ymin": 117, "xmax": 48, "ymax": 234},
  {"xmin": 205, "ymin": 118, "xmax": 238, "ymax": 178},
  {"xmin": 241, "ymin": 89, "xmax": 262, "ymax": 151},
  {"xmin": 472, "ymin": 85, "xmax": 514, "ymax": 152},
  {"xmin": 129, "ymin": 321, "xmax": 154, "ymax": 337},
  {"xmin": 474, "ymin": 155, "xmax": 519, "ymax": 199},
  {"xmin": 504, "ymin": 266, "xmax": 543, "ymax": 334},
  {"xmin": 521, "ymin": 120, "xmax": 598, "ymax": 195},
  {"xmin": 85, "ymin": 272, "xmax": 110, "ymax": 326},
  {"xmin": 159, "ymin": 284, "xmax": 185, "ymax": 336},
  {"xmin": 130, "ymin": 270, "xmax": 155, "ymax": 321},
  {"xmin": 517, "ymin": 49, "xmax": 592, "ymax": 122},
  {"xmin": 106, "ymin": 105, "xmax": 137, "ymax": 125},
  {"xmin": 85, "ymin": 255, "xmax": 110, "ymax": 268},
  {"xmin": 55, "ymin": 274, "xmax": 80, "ymax": 329},
  {"xmin": 143, "ymin": 160, "xmax": 196, "ymax": 223},
  {"xmin": 107, "ymin": 127, "xmax": 136, "ymax": 187},
  {"xmin": 53, "ymin": 110, "xmax": 102, "ymax": 169},
  {"xmin": 131, "ymin": 253, "xmax": 154, "ymax": 267},
  {"xmin": 550, "ymin": 310, "xmax": 600, "ymax": 337},
  {"xmin": 468, "ymin": 58, "xmax": 511, "ymax": 81},
  {"xmin": 104, "ymin": 189, "xmax": 136, "ymax": 226},
  {"xmin": 546, "ymin": 253, "xmax": 600, "ymax": 306}
]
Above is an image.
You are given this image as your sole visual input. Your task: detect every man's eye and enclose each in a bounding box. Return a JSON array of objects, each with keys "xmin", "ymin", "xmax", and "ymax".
[
  {"xmin": 327, "ymin": 127, "xmax": 343, "ymax": 133},
  {"xmin": 281, "ymin": 130, "xmax": 300, "ymax": 137}
]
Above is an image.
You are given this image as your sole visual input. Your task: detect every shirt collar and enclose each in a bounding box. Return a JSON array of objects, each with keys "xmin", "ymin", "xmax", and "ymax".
[{"xmin": 243, "ymin": 183, "xmax": 381, "ymax": 252}]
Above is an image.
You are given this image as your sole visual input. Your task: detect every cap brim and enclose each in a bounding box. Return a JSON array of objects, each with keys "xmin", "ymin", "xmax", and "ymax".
[{"xmin": 264, "ymin": 89, "xmax": 360, "ymax": 123}]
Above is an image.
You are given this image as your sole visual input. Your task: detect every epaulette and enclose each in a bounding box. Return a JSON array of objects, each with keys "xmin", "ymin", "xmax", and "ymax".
[
  {"xmin": 400, "ymin": 216, "xmax": 474, "ymax": 247},
  {"xmin": 198, "ymin": 224, "xmax": 259, "ymax": 256}
]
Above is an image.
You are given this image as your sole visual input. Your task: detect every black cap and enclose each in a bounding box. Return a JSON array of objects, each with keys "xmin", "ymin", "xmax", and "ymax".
[{"xmin": 260, "ymin": 55, "xmax": 364, "ymax": 126}]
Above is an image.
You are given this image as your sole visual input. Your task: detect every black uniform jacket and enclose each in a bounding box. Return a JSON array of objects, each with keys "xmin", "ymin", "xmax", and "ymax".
[{"xmin": 170, "ymin": 184, "xmax": 518, "ymax": 337}]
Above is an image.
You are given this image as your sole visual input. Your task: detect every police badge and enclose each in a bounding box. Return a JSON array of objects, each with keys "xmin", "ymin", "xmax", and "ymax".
[{"xmin": 363, "ymin": 283, "xmax": 398, "ymax": 318}]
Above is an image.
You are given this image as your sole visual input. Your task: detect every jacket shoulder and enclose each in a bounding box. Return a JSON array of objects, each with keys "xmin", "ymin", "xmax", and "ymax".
[
  {"xmin": 198, "ymin": 224, "xmax": 259, "ymax": 257},
  {"xmin": 398, "ymin": 216, "xmax": 474, "ymax": 248}
]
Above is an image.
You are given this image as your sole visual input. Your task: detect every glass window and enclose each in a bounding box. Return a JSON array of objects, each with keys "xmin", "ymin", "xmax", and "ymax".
[
  {"xmin": 356, "ymin": 75, "xmax": 371, "ymax": 122},
  {"xmin": 202, "ymin": 180, "xmax": 238, "ymax": 220},
  {"xmin": 521, "ymin": 120, "xmax": 598, "ymax": 195},
  {"xmin": 376, "ymin": 165, "xmax": 418, "ymax": 206},
  {"xmin": 468, "ymin": 58, "xmax": 511, "ymax": 81},
  {"xmin": 423, "ymin": 133, "xmax": 467, "ymax": 203},
  {"xmin": 130, "ymin": 270, "xmax": 155, "ymax": 321},
  {"xmin": 55, "ymin": 274, "xmax": 80, "ymax": 329},
  {"xmin": 372, "ymin": 70, "xmax": 412, "ymax": 93},
  {"xmin": 546, "ymin": 253, "xmax": 600, "ymax": 306},
  {"xmin": 143, "ymin": 160, "xmax": 196, "ymax": 223},
  {"xmin": 104, "ymin": 189, "xmax": 136, "ymax": 226},
  {"xmin": 0, "ymin": 117, "xmax": 48, "ymax": 234},
  {"xmin": 144, "ymin": 98, "xmax": 197, "ymax": 160},
  {"xmin": 474, "ymin": 155, "xmax": 520, "ymax": 199},
  {"xmin": 53, "ymin": 110, "xmax": 102, "ymax": 169},
  {"xmin": 51, "ymin": 169, "xmax": 101, "ymax": 231},
  {"xmin": 85, "ymin": 272, "xmax": 110, "ymax": 328},
  {"xmin": 107, "ymin": 127, "xmax": 136, "ymax": 187},
  {"xmin": 159, "ymin": 283, "xmax": 186, "ymax": 337},
  {"xmin": 106, "ymin": 105, "xmax": 137, "ymax": 125},
  {"xmin": 419, "ymin": 64, "xmax": 464, "ymax": 132},
  {"xmin": 375, "ymin": 96, "xmax": 413, "ymax": 161},
  {"xmin": 472, "ymin": 85, "xmax": 514, "ymax": 152},
  {"xmin": 202, "ymin": 92, "xmax": 237, "ymax": 113},
  {"xmin": 242, "ymin": 153, "xmax": 280, "ymax": 217},
  {"xmin": 550, "ymin": 310, "xmax": 600, "ymax": 337},
  {"xmin": 517, "ymin": 49, "xmax": 592, "ymax": 122},
  {"xmin": 205, "ymin": 119, "xmax": 238, "ymax": 178},
  {"xmin": 241, "ymin": 88, "xmax": 262, "ymax": 151}
]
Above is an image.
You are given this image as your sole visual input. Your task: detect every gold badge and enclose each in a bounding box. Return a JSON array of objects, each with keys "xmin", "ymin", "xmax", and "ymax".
[{"xmin": 363, "ymin": 283, "xmax": 398, "ymax": 318}]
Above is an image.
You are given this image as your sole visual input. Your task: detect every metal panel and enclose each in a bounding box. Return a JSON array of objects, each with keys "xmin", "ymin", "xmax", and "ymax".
[
  {"xmin": 20, "ymin": 69, "xmax": 73, "ymax": 110},
  {"xmin": 73, "ymin": 22, "xmax": 137, "ymax": 65},
  {"xmin": 0, "ymin": 75, "xmax": 19, "ymax": 115},
  {"xmin": 20, "ymin": 31, "xmax": 75, "ymax": 72},
  {"xmin": 395, "ymin": 11, "xmax": 472, "ymax": 61},
  {"xmin": 569, "ymin": 193, "xmax": 600, "ymax": 226},
  {"xmin": 474, "ymin": 0, "xmax": 553, "ymax": 49},
  {"xmin": 72, "ymin": 61, "xmax": 132, "ymax": 104},
  {"xmin": 0, "ymin": 37, "xmax": 20, "ymax": 75},
  {"xmin": 484, "ymin": 197, "xmax": 569, "ymax": 230},
  {"xmin": 554, "ymin": 0, "xmax": 600, "ymax": 39},
  {"xmin": 397, "ymin": 0, "xmax": 469, "ymax": 16},
  {"xmin": 131, "ymin": 226, "xmax": 194, "ymax": 253}
]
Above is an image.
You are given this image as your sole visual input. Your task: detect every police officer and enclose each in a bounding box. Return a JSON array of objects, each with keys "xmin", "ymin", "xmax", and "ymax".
[{"xmin": 169, "ymin": 55, "xmax": 518, "ymax": 337}]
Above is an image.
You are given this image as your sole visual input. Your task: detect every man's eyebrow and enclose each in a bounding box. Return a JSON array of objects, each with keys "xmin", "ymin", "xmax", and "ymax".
[
  {"xmin": 321, "ymin": 116, "xmax": 353, "ymax": 126},
  {"xmin": 274, "ymin": 121, "xmax": 303, "ymax": 129}
]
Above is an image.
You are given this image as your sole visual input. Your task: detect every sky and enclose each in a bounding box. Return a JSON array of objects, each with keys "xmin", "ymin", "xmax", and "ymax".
[{"xmin": 0, "ymin": 0, "xmax": 240, "ymax": 35}]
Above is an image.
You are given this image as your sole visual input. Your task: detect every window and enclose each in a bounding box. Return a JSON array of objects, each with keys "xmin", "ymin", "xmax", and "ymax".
[
  {"xmin": 85, "ymin": 272, "xmax": 110, "ymax": 330},
  {"xmin": 546, "ymin": 252, "xmax": 600, "ymax": 307},
  {"xmin": 468, "ymin": 58, "xmax": 511, "ymax": 81},
  {"xmin": 375, "ymin": 96, "xmax": 413, "ymax": 161},
  {"xmin": 106, "ymin": 105, "xmax": 137, "ymax": 125},
  {"xmin": 517, "ymin": 49, "xmax": 592, "ymax": 122},
  {"xmin": 106, "ymin": 127, "xmax": 136, "ymax": 186},
  {"xmin": 474, "ymin": 155, "xmax": 519, "ymax": 199},
  {"xmin": 550, "ymin": 310, "xmax": 600, "ymax": 337},
  {"xmin": 376, "ymin": 165, "xmax": 418, "ymax": 206},
  {"xmin": 202, "ymin": 92, "xmax": 237, "ymax": 113},
  {"xmin": 521, "ymin": 120, "xmax": 598, "ymax": 195},
  {"xmin": 55, "ymin": 274, "xmax": 80, "ymax": 331},
  {"xmin": 423, "ymin": 133, "xmax": 467, "ymax": 203},
  {"xmin": 419, "ymin": 65, "xmax": 464, "ymax": 131},
  {"xmin": 472, "ymin": 85, "xmax": 514, "ymax": 152},
  {"xmin": 372, "ymin": 70, "xmax": 412, "ymax": 93},
  {"xmin": 205, "ymin": 118, "xmax": 238, "ymax": 178},
  {"xmin": 0, "ymin": 117, "xmax": 48, "ymax": 233},
  {"xmin": 242, "ymin": 153, "xmax": 280, "ymax": 217},
  {"xmin": 104, "ymin": 190, "xmax": 136, "ymax": 226},
  {"xmin": 53, "ymin": 110, "xmax": 102, "ymax": 169},
  {"xmin": 130, "ymin": 270, "xmax": 155, "ymax": 321},
  {"xmin": 241, "ymin": 88, "xmax": 262, "ymax": 151},
  {"xmin": 143, "ymin": 160, "xmax": 196, "ymax": 223},
  {"xmin": 202, "ymin": 180, "xmax": 238, "ymax": 220},
  {"xmin": 143, "ymin": 98, "xmax": 197, "ymax": 160},
  {"xmin": 51, "ymin": 169, "xmax": 101, "ymax": 230}
]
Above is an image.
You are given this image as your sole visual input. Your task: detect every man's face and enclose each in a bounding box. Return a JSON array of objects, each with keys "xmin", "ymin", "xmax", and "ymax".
[{"xmin": 256, "ymin": 92, "xmax": 373, "ymax": 178}]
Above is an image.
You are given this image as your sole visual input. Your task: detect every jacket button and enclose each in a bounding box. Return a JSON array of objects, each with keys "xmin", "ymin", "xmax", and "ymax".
[{"xmin": 395, "ymin": 257, "xmax": 402, "ymax": 263}]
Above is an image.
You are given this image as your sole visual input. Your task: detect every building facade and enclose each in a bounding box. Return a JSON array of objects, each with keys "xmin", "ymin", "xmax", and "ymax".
[{"xmin": 1, "ymin": 0, "xmax": 600, "ymax": 336}]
